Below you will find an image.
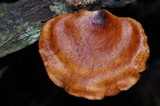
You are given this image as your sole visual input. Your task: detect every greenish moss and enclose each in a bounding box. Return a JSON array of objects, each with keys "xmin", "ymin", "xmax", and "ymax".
[{"xmin": 49, "ymin": 4, "xmax": 69, "ymax": 15}]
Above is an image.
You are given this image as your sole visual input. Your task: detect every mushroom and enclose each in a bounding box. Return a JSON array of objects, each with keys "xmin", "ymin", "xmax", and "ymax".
[{"xmin": 39, "ymin": 10, "xmax": 149, "ymax": 100}]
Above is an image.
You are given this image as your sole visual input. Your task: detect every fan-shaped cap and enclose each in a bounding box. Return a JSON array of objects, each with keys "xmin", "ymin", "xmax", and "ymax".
[{"xmin": 39, "ymin": 10, "xmax": 149, "ymax": 100}]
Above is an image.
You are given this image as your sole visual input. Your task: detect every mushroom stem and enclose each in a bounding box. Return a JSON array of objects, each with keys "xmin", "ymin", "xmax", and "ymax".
[{"xmin": 91, "ymin": 10, "xmax": 107, "ymax": 25}]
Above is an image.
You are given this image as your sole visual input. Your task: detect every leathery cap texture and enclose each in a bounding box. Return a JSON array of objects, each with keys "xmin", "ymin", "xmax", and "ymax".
[{"xmin": 39, "ymin": 10, "xmax": 149, "ymax": 100}]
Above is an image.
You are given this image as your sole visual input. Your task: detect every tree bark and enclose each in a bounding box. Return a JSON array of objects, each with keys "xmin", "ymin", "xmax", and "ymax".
[
  {"xmin": 0, "ymin": 0, "xmax": 136, "ymax": 58},
  {"xmin": 0, "ymin": 0, "xmax": 53, "ymax": 57}
]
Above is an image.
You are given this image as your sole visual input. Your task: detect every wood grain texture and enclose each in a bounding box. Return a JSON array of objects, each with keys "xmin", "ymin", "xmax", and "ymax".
[{"xmin": 0, "ymin": 0, "xmax": 53, "ymax": 57}]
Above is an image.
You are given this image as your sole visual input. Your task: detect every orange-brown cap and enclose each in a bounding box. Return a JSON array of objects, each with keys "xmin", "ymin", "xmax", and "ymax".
[{"xmin": 39, "ymin": 10, "xmax": 149, "ymax": 100}]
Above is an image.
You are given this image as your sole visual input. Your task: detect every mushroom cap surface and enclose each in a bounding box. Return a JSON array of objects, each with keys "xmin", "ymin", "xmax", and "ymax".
[{"xmin": 39, "ymin": 10, "xmax": 149, "ymax": 100}]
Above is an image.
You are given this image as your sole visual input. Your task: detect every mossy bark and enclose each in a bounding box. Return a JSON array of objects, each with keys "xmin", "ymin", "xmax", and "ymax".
[{"xmin": 0, "ymin": 0, "xmax": 54, "ymax": 57}]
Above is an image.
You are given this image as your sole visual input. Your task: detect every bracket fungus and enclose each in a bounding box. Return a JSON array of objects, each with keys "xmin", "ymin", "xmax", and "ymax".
[{"xmin": 39, "ymin": 10, "xmax": 149, "ymax": 100}]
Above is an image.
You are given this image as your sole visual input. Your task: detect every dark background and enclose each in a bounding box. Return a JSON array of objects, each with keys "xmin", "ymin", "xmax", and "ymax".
[{"xmin": 0, "ymin": 0, "xmax": 160, "ymax": 106}]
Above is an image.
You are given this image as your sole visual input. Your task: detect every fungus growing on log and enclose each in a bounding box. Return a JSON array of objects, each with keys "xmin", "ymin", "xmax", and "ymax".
[{"xmin": 39, "ymin": 10, "xmax": 149, "ymax": 100}]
